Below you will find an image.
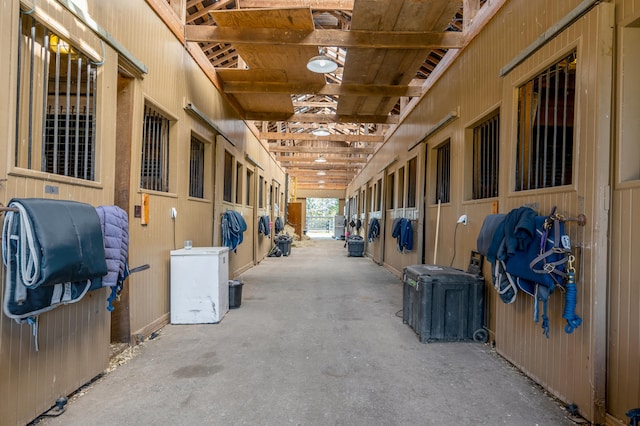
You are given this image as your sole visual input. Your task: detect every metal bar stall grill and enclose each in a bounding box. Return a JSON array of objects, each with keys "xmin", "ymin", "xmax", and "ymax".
[
  {"xmin": 15, "ymin": 15, "xmax": 97, "ymax": 180},
  {"xmin": 40, "ymin": 29, "xmax": 50, "ymax": 172},
  {"xmin": 189, "ymin": 136, "xmax": 205, "ymax": 198},
  {"xmin": 74, "ymin": 56, "xmax": 81, "ymax": 178},
  {"xmin": 516, "ymin": 51, "xmax": 575, "ymax": 191},
  {"xmin": 472, "ymin": 113, "xmax": 500, "ymax": 200},
  {"xmin": 53, "ymin": 33, "xmax": 61, "ymax": 174},
  {"xmin": 141, "ymin": 105, "xmax": 170, "ymax": 192},
  {"xmin": 64, "ymin": 45, "xmax": 72, "ymax": 176},
  {"xmin": 436, "ymin": 140, "xmax": 451, "ymax": 204},
  {"xmin": 150, "ymin": 107, "xmax": 158, "ymax": 190}
]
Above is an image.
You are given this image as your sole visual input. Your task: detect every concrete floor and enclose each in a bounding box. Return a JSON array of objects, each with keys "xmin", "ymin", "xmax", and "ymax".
[{"xmin": 37, "ymin": 238, "xmax": 573, "ymax": 426}]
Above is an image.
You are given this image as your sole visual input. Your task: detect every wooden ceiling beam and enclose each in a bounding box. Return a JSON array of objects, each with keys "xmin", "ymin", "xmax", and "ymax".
[
  {"xmin": 237, "ymin": 0, "xmax": 355, "ymax": 10},
  {"xmin": 292, "ymin": 178, "xmax": 354, "ymax": 185},
  {"xmin": 291, "ymin": 172, "xmax": 354, "ymax": 179},
  {"xmin": 269, "ymin": 145, "xmax": 373, "ymax": 155},
  {"xmin": 277, "ymin": 157, "xmax": 367, "ymax": 165},
  {"xmin": 186, "ymin": 0, "xmax": 235, "ymax": 23},
  {"xmin": 185, "ymin": 26, "xmax": 464, "ymax": 50},
  {"xmin": 262, "ymin": 132, "xmax": 383, "ymax": 142},
  {"xmin": 223, "ymin": 81, "xmax": 422, "ymax": 98},
  {"xmin": 295, "ymin": 178, "xmax": 352, "ymax": 183},
  {"xmin": 295, "ymin": 181, "xmax": 352, "ymax": 187},
  {"xmin": 292, "ymin": 171, "xmax": 355, "ymax": 177},
  {"xmin": 285, "ymin": 161, "xmax": 361, "ymax": 168},
  {"xmin": 293, "ymin": 101, "xmax": 338, "ymax": 108},
  {"xmin": 245, "ymin": 112, "xmax": 398, "ymax": 124}
]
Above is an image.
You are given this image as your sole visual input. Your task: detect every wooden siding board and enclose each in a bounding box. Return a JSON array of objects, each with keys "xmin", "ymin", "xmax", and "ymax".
[
  {"xmin": 610, "ymin": 188, "xmax": 640, "ymax": 419},
  {"xmin": 628, "ymin": 193, "xmax": 640, "ymax": 406},
  {"xmin": 349, "ymin": 0, "xmax": 613, "ymax": 421},
  {"xmin": 606, "ymin": 0, "xmax": 640, "ymax": 424}
]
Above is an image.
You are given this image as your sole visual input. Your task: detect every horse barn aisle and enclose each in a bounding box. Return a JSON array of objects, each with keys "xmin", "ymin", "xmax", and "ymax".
[{"xmin": 37, "ymin": 239, "xmax": 572, "ymax": 425}]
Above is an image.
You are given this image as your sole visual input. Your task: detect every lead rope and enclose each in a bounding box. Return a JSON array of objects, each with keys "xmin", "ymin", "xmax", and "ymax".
[
  {"xmin": 2, "ymin": 205, "xmax": 41, "ymax": 350},
  {"xmin": 562, "ymin": 254, "xmax": 582, "ymax": 333}
]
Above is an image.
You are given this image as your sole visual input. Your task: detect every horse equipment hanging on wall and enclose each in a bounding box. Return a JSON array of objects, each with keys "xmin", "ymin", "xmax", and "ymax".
[{"xmin": 477, "ymin": 206, "xmax": 585, "ymax": 337}]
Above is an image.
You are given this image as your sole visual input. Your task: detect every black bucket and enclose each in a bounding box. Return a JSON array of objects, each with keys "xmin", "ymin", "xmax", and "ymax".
[{"xmin": 229, "ymin": 280, "xmax": 244, "ymax": 309}]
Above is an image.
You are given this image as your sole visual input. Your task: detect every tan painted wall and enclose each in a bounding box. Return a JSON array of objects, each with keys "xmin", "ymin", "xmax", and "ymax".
[
  {"xmin": 609, "ymin": 0, "xmax": 640, "ymax": 424},
  {"xmin": 1, "ymin": 1, "xmax": 285, "ymax": 424},
  {"xmin": 0, "ymin": 2, "xmax": 117, "ymax": 424},
  {"xmin": 85, "ymin": 0, "xmax": 285, "ymax": 338},
  {"xmin": 348, "ymin": 1, "xmax": 614, "ymax": 423},
  {"xmin": 3, "ymin": 0, "xmax": 639, "ymax": 424}
]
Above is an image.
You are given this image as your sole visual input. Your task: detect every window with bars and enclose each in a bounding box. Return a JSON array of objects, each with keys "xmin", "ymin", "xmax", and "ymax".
[
  {"xmin": 223, "ymin": 151, "xmax": 233, "ymax": 202},
  {"xmin": 435, "ymin": 140, "xmax": 451, "ymax": 204},
  {"xmin": 516, "ymin": 52, "xmax": 576, "ymax": 191},
  {"xmin": 15, "ymin": 15, "xmax": 98, "ymax": 180},
  {"xmin": 189, "ymin": 136, "xmax": 205, "ymax": 198},
  {"xmin": 407, "ymin": 157, "xmax": 417, "ymax": 208},
  {"xmin": 259, "ymin": 176, "xmax": 264, "ymax": 208},
  {"xmin": 235, "ymin": 162, "xmax": 243, "ymax": 204},
  {"xmin": 472, "ymin": 112, "xmax": 500, "ymax": 199},
  {"xmin": 386, "ymin": 172, "xmax": 395, "ymax": 210},
  {"xmin": 141, "ymin": 104, "xmax": 171, "ymax": 192},
  {"xmin": 246, "ymin": 169, "xmax": 253, "ymax": 206},
  {"xmin": 397, "ymin": 167, "xmax": 405, "ymax": 208}
]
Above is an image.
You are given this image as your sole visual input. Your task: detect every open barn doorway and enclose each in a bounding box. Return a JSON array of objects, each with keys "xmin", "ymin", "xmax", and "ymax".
[{"xmin": 305, "ymin": 198, "xmax": 339, "ymax": 239}]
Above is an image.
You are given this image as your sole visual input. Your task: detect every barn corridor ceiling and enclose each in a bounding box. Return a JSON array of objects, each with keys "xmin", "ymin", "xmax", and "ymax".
[{"xmin": 175, "ymin": 0, "xmax": 487, "ymax": 190}]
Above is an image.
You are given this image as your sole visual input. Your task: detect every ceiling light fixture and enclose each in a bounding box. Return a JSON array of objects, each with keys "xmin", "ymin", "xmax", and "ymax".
[
  {"xmin": 307, "ymin": 48, "xmax": 338, "ymax": 74},
  {"xmin": 318, "ymin": 180, "xmax": 325, "ymax": 184},
  {"xmin": 317, "ymin": 171, "xmax": 326, "ymax": 176},
  {"xmin": 314, "ymin": 155, "xmax": 327, "ymax": 163},
  {"xmin": 312, "ymin": 126, "xmax": 330, "ymax": 137}
]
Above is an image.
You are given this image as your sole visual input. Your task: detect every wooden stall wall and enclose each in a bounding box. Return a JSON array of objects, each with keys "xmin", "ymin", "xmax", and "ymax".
[
  {"xmin": 609, "ymin": 1, "xmax": 640, "ymax": 424},
  {"xmin": 494, "ymin": 4, "xmax": 612, "ymax": 423},
  {"xmin": 0, "ymin": 2, "xmax": 119, "ymax": 424},
  {"xmin": 350, "ymin": 1, "xmax": 613, "ymax": 423},
  {"xmin": 348, "ymin": 134, "xmax": 422, "ymax": 276},
  {"xmin": 85, "ymin": 0, "xmax": 286, "ymax": 341},
  {"xmin": 1, "ymin": 0, "xmax": 286, "ymax": 423},
  {"xmin": 217, "ymin": 137, "xmax": 255, "ymax": 277}
]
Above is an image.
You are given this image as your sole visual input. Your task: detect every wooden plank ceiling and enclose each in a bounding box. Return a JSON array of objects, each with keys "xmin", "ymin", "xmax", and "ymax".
[{"xmin": 183, "ymin": 0, "xmax": 476, "ymax": 190}]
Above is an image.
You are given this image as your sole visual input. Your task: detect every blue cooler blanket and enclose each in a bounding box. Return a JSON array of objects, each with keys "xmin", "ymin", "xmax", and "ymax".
[{"xmin": 2, "ymin": 198, "xmax": 107, "ymax": 321}]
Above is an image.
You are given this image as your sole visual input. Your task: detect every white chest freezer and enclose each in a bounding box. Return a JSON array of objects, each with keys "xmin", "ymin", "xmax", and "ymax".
[
  {"xmin": 170, "ymin": 246, "xmax": 229, "ymax": 324},
  {"xmin": 334, "ymin": 215, "xmax": 345, "ymax": 239}
]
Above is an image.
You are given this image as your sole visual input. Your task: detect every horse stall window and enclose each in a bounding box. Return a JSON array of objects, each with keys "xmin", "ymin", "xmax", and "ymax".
[
  {"xmin": 376, "ymin": 178, "xmax": 382, "ymax": 211},
  {"xmin": 386, "ymin": 172, "xmax": 395, "ymax": 210},
  {"xmin": 407, "ymin": 157, "xmax": 417, "ymax": 208},
  {"xmin": 259, "ymin": 175, "xmax": 264, "ymax": 208},
  {"xmin": 618, "ymin": 25, "xmax": 640, "ymax": 182},
  {"xmin": 141, "ymin": 104, "xmax": 171, "ymax": 192},
  {"xmin": 269, "ymin": 183, "xmax": 274, "ymax": 209},
  {"xmin": 222, "ymin": 150, "xmax": 233, "ymax": 202},
  {"xmin": 189, "ymin": 135, "xmax": 205, "ymax": 198},
  {"xmin": 361, "ymin": 188, "xmax": 366, "ymax": 214},
  {"xmin": 472, "ymin": 112, "xmax": 500, "ymax": 199},
  {"xmin": 435, "ymin": 140, "xmax": 451, "ymax": 203},
  {"xmin": 235, "ymin": 162, "xmax": 243, "ymax": 204},
  {"xmin": 516, "ymin": 51, "xmax": 576, "ymax": 191},
  {"xmin": 246, "ymin": 169, "xmax": 253, "ymax": 206},
  {"xmin": 15, "ymin": 16, "xmax": 98, "ymax": 180},
  {"xmin": 397, "ymin": 167, "xmax": 405, "ymax": 208}
]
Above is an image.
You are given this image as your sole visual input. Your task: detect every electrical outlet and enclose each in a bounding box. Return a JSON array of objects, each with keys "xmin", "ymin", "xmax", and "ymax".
[{"xmin": 171, "ymin": 207, "xmax": 177, "ymax": 219}]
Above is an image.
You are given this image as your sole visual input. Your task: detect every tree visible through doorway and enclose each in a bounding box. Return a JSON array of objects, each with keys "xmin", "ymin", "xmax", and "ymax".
[{"xmin": 306, "ymin": 198, "xmax": 338, "ymax": 238}]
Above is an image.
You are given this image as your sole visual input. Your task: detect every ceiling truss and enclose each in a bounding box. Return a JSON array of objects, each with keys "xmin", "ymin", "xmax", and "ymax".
[{"xmin": 176, "ymin": 0, "xmax": 486, "ymax": 190}]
